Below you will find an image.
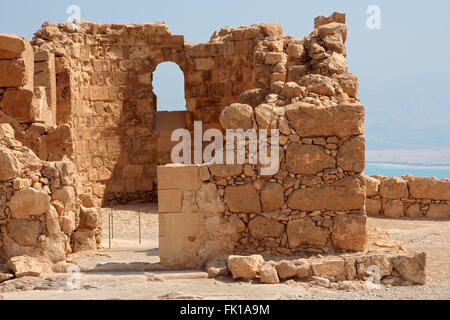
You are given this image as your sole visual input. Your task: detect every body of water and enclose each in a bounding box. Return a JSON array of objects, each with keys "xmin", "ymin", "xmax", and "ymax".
[{"xmin": 365, "ymin": 163, "xmax": 450, "ymax": 179}]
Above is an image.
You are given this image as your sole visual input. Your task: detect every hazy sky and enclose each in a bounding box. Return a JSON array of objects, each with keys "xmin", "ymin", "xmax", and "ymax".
[{"xmin": 1, "ymin": 0, "xmax": 449, "ymax": 151}]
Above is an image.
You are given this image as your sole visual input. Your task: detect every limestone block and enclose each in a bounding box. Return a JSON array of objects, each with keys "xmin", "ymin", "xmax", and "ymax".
[
  {"xmin": 427, "ymin": 203, "xmax": 450, "ymax": 219},
  {"xmin": 0, "ymin": 33, "xmax": 29, "ymax": 59},
  {"xmin": 287, "ymin": 175, "xmax": 365, "ymax": 211},
  {"xmin": 227, "ymin": 255, "xmax": 265, "ymax": 280},
  {"xmin": 405, "ymin": 204, "xmax": 422, "ymax": 218},
  {"xmin": 382, "ymin": 199, "xmax": 404, "ymax": 218},
  {"xmin": 159, "ymin": 212, "xmax": 203, "ymax": 268},
  {"xmin": 366, "ymin": 198, "xmax": 382, "ymax": 216},
  {"xmin": 287, "ymin": 218, "xmax": 329, "ymax": 248},
  {"xmin": 7, "ymin": 255, "xmax": 51, "ymax": 278},
  {"xmin": 208, "ymin": 164, "xmax": 243, "ymax": 178},
  {"xmin": 6, "ymin": 219, "xmax": 42, "ymax": 247},
  {"xmin": 260, "ymin": 182, "xmax": 284, "ymax": 212},
  {"xmin": 404, "ymin": 176, "xmax": 450, "ymax": 200},
  {"xmin": 158, "ymin": 165, "xmax": 200, "ymax": 191},
  {"xmin": 237, "ymin": 88, "xmax": 269, "ymax": 108},
  {"xmin": 219, "ymin": 103, "xmax": 253, "ymax": 131},
  {"xmin": 331, "ymin": 214, "xmax": 367, "ymax": 251},
  {"xmin": 255, "ymin": 104, "xmax": 277, "ymax": 130},
  {"xmin": 363, "ymin": 175, "xmax": 380, "ymax": 197},
  {"xmin": 194, "ymin": 57, "xmax": 215, "ymax": 71},
  {"xmin": 318, "ymin": 23, "xmax": 347, "ymax": 42},
  {"xmin": 158, "ymin": 189, "xmax": 183, "ymax": 213},
  {"xmin": 379, "ymin": 177, "xmax": 409, "ymax": 199},
  {"xmin": 73, "ymin": 229, "xmax": 97, "ymax": 252},
  {"xmin": 391, "ymin": 252, "xmax": 426, "ymax": 285},
  {"xmin": 224, "ymin": 184, "xmax": 261, "ymax": 213},
  {"xmin": 311, "ymin": 259, "xmax": 346, "ymax": 281},
  {"xmin": 286, "ymin": 143, "xmax": 336, "ymax": 174},
  {"xmin": 260, "ymin": 265, "xmax": 280, "ymax": 284},
  {"xmin": 248, "ymin": 216, "xmax": 284, "ymax": 240},
  {"xmin": 285, "ymin": 103, "xmax": 364, "ymax": 138},
  {"xmin": 0, "ymin": 148, "xmax": 21, "ymax": 181},
  {"xmin": 9, "ymin": 187, "xmax": 51, "ymax": 219},
  {"xmin": 337, "ymin": 136, "xmax": 365, "ymax": 172},
  {"xmin": 275, "ymin": 261, "xmax": 298, "ymax": 280},
  {"xmin": 0, "ymin": 88, "xmax": 34, "ymax": 122},
  {"xmin": 196, "ymin": 183, "xmax": 225, "ymax": 215}
]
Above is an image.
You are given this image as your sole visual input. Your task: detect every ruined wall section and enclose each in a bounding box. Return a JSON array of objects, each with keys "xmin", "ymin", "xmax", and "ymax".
[
  {"xmin": 365, "ymin": 175, "xmax": 450, "ymax": 219},
  {"xmin": 0, "ymin": 123, "xmax": 102, "ymax": 273}
]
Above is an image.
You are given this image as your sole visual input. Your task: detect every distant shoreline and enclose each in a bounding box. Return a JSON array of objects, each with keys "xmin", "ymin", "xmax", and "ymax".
[{"xmin": 366, "ymin": 162, "xmax": 450, "ymax": 169}]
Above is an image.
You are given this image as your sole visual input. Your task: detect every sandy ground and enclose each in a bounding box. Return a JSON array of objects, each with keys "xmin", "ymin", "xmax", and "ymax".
[{"xmin": 1, "ymin": 203, "xmax": 449, "ymax": 300}]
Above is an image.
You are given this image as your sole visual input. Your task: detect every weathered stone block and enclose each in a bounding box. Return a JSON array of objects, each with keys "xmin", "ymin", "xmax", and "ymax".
[
  {"xmin": 382, "ymin": 199, "xmax": 404, "ymax": 218},
  {"xmin": 337, "ymin": 136, "xmax": 365, "ymax": 172},
  {"xmin": 248, "ymin": 216, "xmax": 284, "ymax": 240},
  {"xmin": 285, "ymin": 103, "xmax": 364, "ymax": 138},
  {"xmin": 261, "ymin": 182, "xmax": 284, "ymax": 212},
  {"xmin": 286, "ymin": 143, "xmax": 335, "ymax": 174},
  {"xmin": 366, "ymin": 198, "xmax": 382, "ymax": 216},
  {"xmin": 224, "ymin": 184, "xmax": 261, "ymax": 213},
  {"xmin": 9, "ymin": 187, "xmax": 51, "ymax": 219},
  {"xmin": 0, "ymin": 33, "xmax": 29, "ymax": 59},
  {"xmin": 287, "ymin": 175, "xmax": 365, "ymax": 211},
  {"xmin": 331, "ymin": 214, "xmax": 366, "ymax": 251},
  {"xmin": 363, "ymin": 175, "xmax": 380, "ymax": 197},
  {"xmin": 158, "ymin": 165, "xmax": 200, "ymax": 191},
  {"xmin": 379, "ymin": 177, "xmax": 409, "ymax": 199},
  {"xmin": 427, "ymin": 203, "xmax": 450, "ymax": 219},
  {"xmin": 0, "ymin": 148, "xmax": 21, "ymax": 181},
  {"xmin": 219, "ymin": 103, "xmax": 253, "ymax": 131},
  {"xmin": 227, "ymin": 255, "xmax": 265, "ymax": 280},
  {"xmin": 404, "ymin": 176, "xmax": 450, "ymax": 200},
  {"xmin": 287, "ymin": 218, "xmax": 329, "ymax": 248},
  {"xmin": 158, "ymin": 189, "xmax": 183, "ymax": 213}
]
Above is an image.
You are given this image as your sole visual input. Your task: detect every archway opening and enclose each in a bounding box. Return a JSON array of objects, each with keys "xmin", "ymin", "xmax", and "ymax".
[{"xmin": 153, "ymin": 62, "xmax": 186, "ymax": 111}]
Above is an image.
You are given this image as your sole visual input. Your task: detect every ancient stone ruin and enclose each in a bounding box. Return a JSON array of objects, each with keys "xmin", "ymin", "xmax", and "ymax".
[{"xmin": 0, "ymin": 12, "xmax": 447, "ymax": 286}]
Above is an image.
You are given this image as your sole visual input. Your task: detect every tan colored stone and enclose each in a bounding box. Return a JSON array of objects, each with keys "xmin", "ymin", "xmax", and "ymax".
[
  {"xmin": 219, "ymin": 103, "xmax": 253, "ymax": 131},
  {"xmin": 255, "ymin": 104, "xmax": 276, "ymax": 130},
  {"xmin": 6, "ymin": 219, "xmax": 42, "ymax": 247},
  {"xmin": 261, "ymin": 182, "xmax": 284, "ymax": 212},
  {"xmin": 0, "ymin": 33, "xmax": 28, "ymax": 59},
  {"xmin": 208, "ymin": 164, "xmax": 243, "ymax": 178},
  {"xmin": 224, "ymin": 184, "xmax": 261, "ymax": 213},
  {"xmin": 286, "ymin": 143, "xmax": 335, "ymax": 174},
  {"xmin": 227, "ymin": 255, "xmax": 265, "ymax": 280},
  {"xmin": 196, "ymin": 183, "xmax": 225, "ymax": 215},
  {"xmin": 391, "ymin": 252, "xmax": 426, "ymax": 285},
  {"xmin": 331, "ymin": 214, "xmax": 367, "ymax": 251},
  {"xmin": 0, "ymin": 88, "xmax": 38, "ymax": 123},
  {"xmin": 0, "ymin": 123, "xmax": 15, "ymax": 140},
  {"xmin": 404, "ymin": 176, "xmax": 450, "ymax": 200},
  {"xmin": 9, "ymin": 187, "xmax": 51, "ymax": 219},
  {"xmin": 337, "ymin": 136, "xmax": 365, "ymax": 172},
  {"xmin": 260, "ymin": 265, "xmax": 280, "ymax": 284},
  {"xmin": 158, "ymin": 165, "xmax": 200, "ymax": 191},
  {"xmin": 0, "ymin": 148, "xmax": 21, "ymax": 181},
  {"xmin": 364, "ymin": 175, "xmax": 380, "ymax": 197},
  {"xmin": 275, "ymin": 260, "xmax": 298, "ymax": 280},
  {"xmin": 382, "ymin": 199, "xmax": 404, "ymax": 218},
  {"xmin": 73, "ymin": 229, "xmax": 97, "ymax": 252},
  {"xmin": 287, "ymin": 218, "xmax": 329, "ymax": 248},
  {"xmin": 318, "ymin": 23, "xmax": 347, "ymax": 42},
  {"xmin": 285, "ymin": 103, "xmax": 364, "ymax": 138},
  {"xmin": 311, "ymin": 259, "xmax": 346, "ymax": 280},
  {"xmin": 379, "ymin": 177, "xmax": 409, "ymax": 199},
  {"xmin": 405, "ymin": 204, "xmax": 423, "ymax": 218},
  {"xmin": 6, "ymin": 255, "xmax": 51, "ymax": 278},
  {"xmin": 158, "ymin": 189, "xmax": 183, "ymax": 213},
  {"xmin": 366, "ymin": 198, "xmax": 382, "ymax": 216},
  {"xmin": 427, "ymin": 204, "xmax": 450, "ymax": 219},
  {"xmin": 287, "ymin": 175, "xmax": 365, "ymax": 211},
  {"xmin": 248, "ymin": 216, "xmax": 284, "ymax": 240}
]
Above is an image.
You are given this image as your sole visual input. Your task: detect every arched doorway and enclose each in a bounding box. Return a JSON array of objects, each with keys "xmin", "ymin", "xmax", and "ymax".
[{"xmin": 152, "ymin": 62, "xmax": 188, "ymax": 165}]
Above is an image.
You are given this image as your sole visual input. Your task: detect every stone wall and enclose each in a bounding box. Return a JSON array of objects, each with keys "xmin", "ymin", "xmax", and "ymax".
[
  {"xmin": 365, "ymin": 175, "xmax": 450, "ymax": 219},
  {"xmin": 29, "ymin": 12, "xmax": 360, "ymax": 206},
  {"xmin": 0, "ymin": 123, "xmax": 102, "ymax": 272}
]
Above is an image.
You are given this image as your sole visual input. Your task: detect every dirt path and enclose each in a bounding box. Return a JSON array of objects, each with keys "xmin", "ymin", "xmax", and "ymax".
[{"xmin": 1, "ymin": 204, "xmax": 449, "ymax": 300}]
